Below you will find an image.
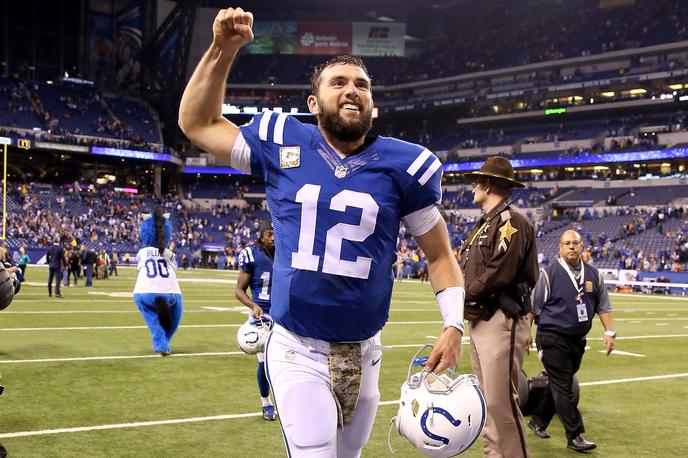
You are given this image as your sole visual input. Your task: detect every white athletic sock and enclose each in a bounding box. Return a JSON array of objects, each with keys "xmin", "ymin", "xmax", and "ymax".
[{"xmin": 261, "ymin": 397, "xmax": 271, "ymax": 407}]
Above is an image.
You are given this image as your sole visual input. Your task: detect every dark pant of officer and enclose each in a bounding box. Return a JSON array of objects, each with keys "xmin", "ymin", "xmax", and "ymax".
[
  {"xmin": 48, "ymin": 267, "xmax": 62, "ymax": 297},
  {"xmin": 531, "ymin": 331, "xmax": 586, "ymax": 440}
]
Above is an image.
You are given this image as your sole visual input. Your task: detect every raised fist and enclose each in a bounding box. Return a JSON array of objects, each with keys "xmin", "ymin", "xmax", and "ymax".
[{"xmin": 213, "ymin": 7, "xmax": 254, "ymax": 51}]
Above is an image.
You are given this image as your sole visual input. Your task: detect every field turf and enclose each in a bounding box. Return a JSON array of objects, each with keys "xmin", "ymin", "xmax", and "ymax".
[{"xmin": 0, "ymin": 266, "xmax": 686, "ymax": 457}]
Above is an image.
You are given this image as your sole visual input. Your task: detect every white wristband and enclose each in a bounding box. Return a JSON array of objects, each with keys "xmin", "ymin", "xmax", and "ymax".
[{"xmin": 436, "ymin": 286, "xmax": 465, "ymax": 334}]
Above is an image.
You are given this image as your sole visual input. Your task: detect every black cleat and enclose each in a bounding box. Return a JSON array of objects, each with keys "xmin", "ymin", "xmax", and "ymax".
[
  {"xmin": 160, "ymin": 350, "xmax": 171, "ymax": 357},
  {"xmin": 527, "ymin": 419, "xmax": 551, "ymax": 439},
  {"xmin": 567, "ymin": 435, "xmax": 597, "ymax": 452}
]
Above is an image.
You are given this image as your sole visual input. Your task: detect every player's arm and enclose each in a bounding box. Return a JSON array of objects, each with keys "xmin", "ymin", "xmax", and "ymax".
[
  {"xmin": 178, "ymin": 7, "xmax": 254, "ymax": 163},
  {"xmin": 414, "ymin": 219, "xmax": 465, "ymax": 374},
  {"xmin": 235, "ymin": 270, "xmax": 262, "ymax": 319}
]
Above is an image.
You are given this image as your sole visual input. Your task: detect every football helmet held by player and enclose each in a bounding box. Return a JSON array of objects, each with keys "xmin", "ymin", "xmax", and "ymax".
[
  {"xmin": 236, "ymin": 315, "xmax": 273, "ymax": 355},
  {"xmin": 392, "ymin": 345, "xmax": 486, "ymax": 457},
  {"xmin": 0, "ymin": 263, "xmax": 21, "ymax": 311}
]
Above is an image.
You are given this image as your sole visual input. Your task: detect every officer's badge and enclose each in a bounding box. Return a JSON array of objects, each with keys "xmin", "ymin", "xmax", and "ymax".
[
  {"xmin": 498, "ymin": 220, "xmax": 518, "ymax": 252},
  {"xmin": 279, "ymin": 146, "xmax": 301, "ymax": 169},
  {"xmin": 585, "ymin": 281, "xmax": 593, "ymax": 292}
]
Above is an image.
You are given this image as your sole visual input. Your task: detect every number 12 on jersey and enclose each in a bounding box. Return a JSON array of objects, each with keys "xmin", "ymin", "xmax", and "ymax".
[{"xmin": 291, "ymin": 184, "xmax": 379, "ymax": 279}]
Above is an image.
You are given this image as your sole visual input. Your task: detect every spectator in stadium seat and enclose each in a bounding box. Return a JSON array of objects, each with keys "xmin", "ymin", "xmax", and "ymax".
[{"xmin": 527, "ymin": 229, "xmax": 616, "ymax": 452}]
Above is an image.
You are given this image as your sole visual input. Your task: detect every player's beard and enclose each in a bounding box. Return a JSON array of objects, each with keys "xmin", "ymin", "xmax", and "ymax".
[{"xmin": 318, "ymin": 100, "xmax": 373, "ymax": 143}]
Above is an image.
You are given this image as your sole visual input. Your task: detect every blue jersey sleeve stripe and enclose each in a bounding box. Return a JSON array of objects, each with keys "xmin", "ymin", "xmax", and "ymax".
[
  {"xmin": 273, "ymin": 113, "xmax": 288, "ymax": 145},
  {"xmin": 258, "ymin": 111, "xmax": 273, "ymax": 141},
  {"xmin": 406, "ymin": 149, "xmax": 433, "ymax": 176},
  {"xmin": 418, "ymin": 158, "xmax": 442, "ymax": 186}
]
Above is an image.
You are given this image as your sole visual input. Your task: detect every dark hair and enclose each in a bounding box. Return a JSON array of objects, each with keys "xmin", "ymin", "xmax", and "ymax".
[
  {"xmin": 259, "ymin": 220, "xmax": 273, "ymax": 236},
  {"xmin": 153, "ymin": 207, "xmax": 166, "ymax": 255},
  {"xmin": 310, "ymin": 55, "xmax": 370, "ymax": 95}
]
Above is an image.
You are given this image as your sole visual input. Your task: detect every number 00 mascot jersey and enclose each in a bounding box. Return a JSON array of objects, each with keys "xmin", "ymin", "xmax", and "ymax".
[
  {"xmin": 237, "ymin": 111, "xmax": 442, "ymax": 342},
  {"xmin": 133, "ymin": 212, "xmax": 183, "ymax": 354}
]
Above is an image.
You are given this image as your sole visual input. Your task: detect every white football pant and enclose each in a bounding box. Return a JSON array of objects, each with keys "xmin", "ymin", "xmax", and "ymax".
[{"xmin": 265, "ymin": 324, "xmax": 382, "ymax": 458}]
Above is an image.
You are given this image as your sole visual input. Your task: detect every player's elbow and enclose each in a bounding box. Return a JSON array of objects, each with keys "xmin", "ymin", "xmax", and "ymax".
[{"xmin": 177, "ymin": 116, "xmax": 197, "ymax": 140}]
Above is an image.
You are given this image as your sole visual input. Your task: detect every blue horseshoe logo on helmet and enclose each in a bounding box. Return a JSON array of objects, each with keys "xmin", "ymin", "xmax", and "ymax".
[{"xmin": 420, "ymin": 407, "xmax": 462, "ymax": 444}]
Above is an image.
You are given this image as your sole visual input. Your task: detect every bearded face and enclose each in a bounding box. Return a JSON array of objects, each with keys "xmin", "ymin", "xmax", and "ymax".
[
  {"xmin": 310, "ymin": 63, "xmax": 374, "ymax": 144},
  {"xmin": 316, "ymin": 94, "xmax": 373, "ymax": 143}
]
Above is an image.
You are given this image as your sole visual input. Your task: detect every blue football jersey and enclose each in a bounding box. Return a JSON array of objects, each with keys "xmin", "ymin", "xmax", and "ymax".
[
  {"xmin": 238, "ymin": 244, "xmax": 274, "ymax": 312},
  {"xmin": 239, "ymin": 111, "xmax": 442, "ymax": 341}
]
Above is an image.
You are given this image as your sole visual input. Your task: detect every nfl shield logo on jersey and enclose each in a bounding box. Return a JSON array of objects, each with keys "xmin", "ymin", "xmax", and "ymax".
[{"xmin": 279, "ymin": 146, "xmax": 301, "ymax": 169}]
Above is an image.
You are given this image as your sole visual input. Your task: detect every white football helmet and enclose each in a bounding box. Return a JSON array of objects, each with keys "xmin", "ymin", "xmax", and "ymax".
[
  {"xmin": 393, "ymin": 345, "xmax": 486, "ymax": 457},
  {"xmin": 236, "ymin": 315, "xmax": 273, "ymax": 355}
]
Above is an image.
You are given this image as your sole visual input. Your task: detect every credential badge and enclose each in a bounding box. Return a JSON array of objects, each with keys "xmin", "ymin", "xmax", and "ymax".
[{"xmin": 279, "ymin": 146, "xmax": 301, "ymax": 169}]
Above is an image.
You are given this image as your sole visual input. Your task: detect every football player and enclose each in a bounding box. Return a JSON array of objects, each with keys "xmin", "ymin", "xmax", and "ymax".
[
  {"xmin": 235, "ymin": 221, "xmax": 276, "ymax": 421},
  {"xmin": 179, "ymin": 7, "xmax": 465, "ymax": 457}
]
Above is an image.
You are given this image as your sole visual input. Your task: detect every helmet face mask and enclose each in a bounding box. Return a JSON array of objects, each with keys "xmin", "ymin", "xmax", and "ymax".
[
  {"xmin": 393, "ymin": 345, "xmax": 486, "ymax": 457},
  {"xmin": 236, "ymin": 315, "xmax": 273, "ymax": 354}
]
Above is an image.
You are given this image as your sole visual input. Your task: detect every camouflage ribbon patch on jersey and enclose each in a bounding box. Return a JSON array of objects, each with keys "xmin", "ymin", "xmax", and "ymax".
[{"xmin": 329, "ymin": 342, "xmax": 363, "ymax": 427}]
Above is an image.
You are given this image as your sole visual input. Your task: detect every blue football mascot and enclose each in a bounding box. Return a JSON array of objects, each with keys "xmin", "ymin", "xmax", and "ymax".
[{"xmin": 133, "ymin": 208, "xmax": 183, "ymax": 356}]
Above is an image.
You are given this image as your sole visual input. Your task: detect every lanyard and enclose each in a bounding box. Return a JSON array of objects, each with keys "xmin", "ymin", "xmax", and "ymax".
[{"xmin": 558, "ymin": 257, "xmax": 584, "ymax": 295}]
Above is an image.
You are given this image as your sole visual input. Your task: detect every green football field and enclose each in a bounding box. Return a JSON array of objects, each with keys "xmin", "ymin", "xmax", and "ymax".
[{"xmin": 1, "ymin": 266, "xmax": 686, "ymax": 457}]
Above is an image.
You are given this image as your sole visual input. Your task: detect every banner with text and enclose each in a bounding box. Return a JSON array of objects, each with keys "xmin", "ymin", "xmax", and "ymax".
[
  {"xmin": 352, "ymin": 22, "xmax": 406, "ymax": 57},
  {"xmin": 297, "ymin": 22, "xmax": 352, "ymax": 55},
  {"xmin": 244, "ymin": 21, "xmax": 406, "ymax": 56}
]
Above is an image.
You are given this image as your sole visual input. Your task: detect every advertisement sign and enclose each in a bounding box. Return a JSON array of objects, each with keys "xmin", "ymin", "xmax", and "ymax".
[
  {"xmin": 246, "ymin": 21, "xmax": 297, "ymax": 54},
  {"xmin": 352, "ymin": 22, "xmax": 406, "ymax": 56},
  {"xmin": 35, "ymin": 142, "xmax": 89, "ymax": 153},
  {"xmin": 92, "ymin": 146, "xmax": 171, "ymax": 162},
  {"xmin": 185, "ymin": 157, "xmax": 207, "ymax": 166},
  {"xmin": 297, "ymin": 22, "xmax": 352, "ymax": 55}
]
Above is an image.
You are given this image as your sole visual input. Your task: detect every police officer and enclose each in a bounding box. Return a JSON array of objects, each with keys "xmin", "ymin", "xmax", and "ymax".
[
  {"xmin": 461, "ymin": 157, "xmax": 539, "ymax": 458},
  {"xmin": 527, "ymin": 229, "xmax": 615, "ymax": 452}
]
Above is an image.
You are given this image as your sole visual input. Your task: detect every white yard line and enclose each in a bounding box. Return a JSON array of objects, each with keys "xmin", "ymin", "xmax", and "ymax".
[
  {"xmin": 0, "ymin": 341, "xmax": 471, "ymax": 365},
  {"xmin": 578, "ymin": 373, "xmax": 688, "ymax": 386},
  {"xmin": 609, "ymin": 293, "xmax": 688, "ymax": 301},
  {"xmin": 0, "ymin": 352, "xmax": 243, "ymax": 364},
  {"xmin": 0, "ymin": 324, "xmax": 239, "ymax": 331},
  {"xmin": 599, "ymin": 350, "xmax": 646, "ymax": 357},
  {"xmin": 1, "ymin": 372, "xmax": 686, "ymax": 439},
  {"xmin": 589, "ymin": 333, "xmax": 688, "ymax": 340}
]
